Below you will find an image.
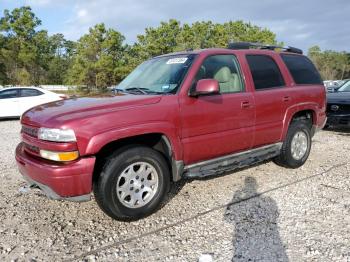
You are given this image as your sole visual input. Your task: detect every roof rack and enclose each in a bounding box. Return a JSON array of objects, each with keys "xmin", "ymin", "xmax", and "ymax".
[{"xmin": 227, "ymin": 42, "xmax": 303, "ymax": 54}]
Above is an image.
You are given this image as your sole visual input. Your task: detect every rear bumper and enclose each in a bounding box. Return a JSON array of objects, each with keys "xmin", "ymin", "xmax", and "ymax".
[
  {"xmin": 312, "ymin": 115, "xmax": 327, "ymax": 136},
  {"xmin": 317, "ymin": 116, "xmax": 327, "ymax": 131},
  {"xmin": 326, "ymin": 114, "xmax": 350, "ymax": 127},
  {"xmin": 15, "ymin": 142, "xmax": 95, "ymax": 201}
]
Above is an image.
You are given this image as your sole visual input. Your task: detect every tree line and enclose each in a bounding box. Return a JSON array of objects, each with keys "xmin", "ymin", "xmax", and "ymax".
[
  {"xmin": 308, "ymin": 46, "xmax": 350, "ymax": 80},
  {"xmin": 0, "ymin": 6, "xmax": 278, "ymax": 88},
  {"xmin": 1, "ymin": 6, "xmax": 349, "ymax": 88}
]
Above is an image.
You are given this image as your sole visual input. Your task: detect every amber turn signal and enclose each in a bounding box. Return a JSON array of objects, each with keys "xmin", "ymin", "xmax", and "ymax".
[{"xmin": 39, "ymin": 150, "xmax": 79, "ymax": 162}]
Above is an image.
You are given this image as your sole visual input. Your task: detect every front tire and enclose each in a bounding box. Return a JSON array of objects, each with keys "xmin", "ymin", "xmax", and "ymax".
[
  {"xmin": 94, "ymin": 146, "xmax": 170, "ymax": 220},
  {"xmin": 274, "ymin": 121, "xmax": 312, "ymax": 168}
]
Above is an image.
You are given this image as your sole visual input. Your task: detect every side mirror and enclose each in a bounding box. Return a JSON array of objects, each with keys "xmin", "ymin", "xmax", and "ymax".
[{"xmin": 190, "ymin": 79, "xmax": 220, "ymax": 97}]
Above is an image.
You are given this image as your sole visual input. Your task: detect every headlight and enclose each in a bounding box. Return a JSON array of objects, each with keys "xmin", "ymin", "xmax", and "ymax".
[
  {"xmin": 40, "ymin": 149, "xmax": 79, "ymax": 162},
  {"xmin": 38, "ymin": 128, "xmax": 76, "ymax": 142}
]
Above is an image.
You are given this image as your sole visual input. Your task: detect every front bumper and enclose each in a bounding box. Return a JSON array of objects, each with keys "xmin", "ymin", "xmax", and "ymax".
[
  {"xmin": 326, "ymin": 114, "xmax": 350, "ymax": 127},
  {"xmin": 16, "ymin": 142, "xmax": 95, "ymax": 202}
]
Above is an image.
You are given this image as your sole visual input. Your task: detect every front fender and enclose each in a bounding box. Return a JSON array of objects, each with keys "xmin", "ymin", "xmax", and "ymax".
[{"xmin": 82, "ymin": 121, "xmax": 183, "ymax": 160}]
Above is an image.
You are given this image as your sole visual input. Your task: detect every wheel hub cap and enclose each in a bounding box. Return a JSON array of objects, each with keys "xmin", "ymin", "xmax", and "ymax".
[
  {"xmin": 116, "ymin": 162, "xmax": 159, "ymax": 209},
  {"xmin": 291, "ymin": 131, "xmax": 308, "ymax": 160}
]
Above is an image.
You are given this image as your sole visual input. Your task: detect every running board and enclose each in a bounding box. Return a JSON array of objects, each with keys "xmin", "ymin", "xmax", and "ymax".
[{"xmin": 183, "ymin": 143, "xmax": 282, "ymax": 179}]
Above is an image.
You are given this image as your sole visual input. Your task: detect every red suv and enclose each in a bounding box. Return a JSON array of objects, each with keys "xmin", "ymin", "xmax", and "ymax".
[{"xmin": 16, "ymin": 43, "xmax": 327, "ymax": 220}]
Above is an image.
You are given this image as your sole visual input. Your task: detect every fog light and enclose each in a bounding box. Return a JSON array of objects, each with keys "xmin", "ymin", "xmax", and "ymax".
[{"xmin": 40, "ymin": 150, "xmax": 79, "ymax": 162}]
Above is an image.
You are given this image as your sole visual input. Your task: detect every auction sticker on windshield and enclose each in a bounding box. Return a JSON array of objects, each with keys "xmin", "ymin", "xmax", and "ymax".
[{"xmin": 166, "ymin": 57, "xmax": 188, "ymax": 64}]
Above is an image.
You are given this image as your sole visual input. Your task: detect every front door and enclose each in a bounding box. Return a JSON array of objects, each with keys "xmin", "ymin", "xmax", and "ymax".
[
  {"xmin": 179, "ymin": 54, "xmax": 255, "ymax": 164},
  {"xmin": 0, "ymin": 89, "xmax": 21, "ymax": 117}
]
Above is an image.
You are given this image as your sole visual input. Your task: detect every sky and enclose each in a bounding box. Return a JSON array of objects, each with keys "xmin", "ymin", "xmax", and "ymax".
[{"xmin": 1, "ymin": 0, "xmax": 350, "ymax": 53}]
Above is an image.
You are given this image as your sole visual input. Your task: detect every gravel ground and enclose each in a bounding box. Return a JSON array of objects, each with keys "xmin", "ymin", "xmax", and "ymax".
[{"xmin": 0, "ymin": 120, "xmax": 349, "ymax": 262}]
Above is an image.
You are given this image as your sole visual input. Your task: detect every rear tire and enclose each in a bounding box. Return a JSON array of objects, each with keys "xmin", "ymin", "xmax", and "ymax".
[
  {"xmin": 274, "ymin": 121, "xmax": 312, "ymax": 168},
  {"xmin": 93, "ymin": 146, "xmax": 170, "ymax": 221}
]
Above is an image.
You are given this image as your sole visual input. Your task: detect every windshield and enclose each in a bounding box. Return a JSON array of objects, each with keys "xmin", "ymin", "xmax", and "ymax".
[
  {"xmin": 338, "ymin": 80, "xmax": 350, "ymax": 92},
  {"xmin": 116, "ymin": 54, "xmax": 196, "ymax": 94}
]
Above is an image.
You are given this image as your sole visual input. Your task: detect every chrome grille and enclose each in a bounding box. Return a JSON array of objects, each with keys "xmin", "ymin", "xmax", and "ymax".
[
  {"xmin": 21, "ymin": 125, "xmax": 38, "ymax": 137},
  {"xmin": 24, "ymin": 142, "xmax": 40, "ymax": 154}
]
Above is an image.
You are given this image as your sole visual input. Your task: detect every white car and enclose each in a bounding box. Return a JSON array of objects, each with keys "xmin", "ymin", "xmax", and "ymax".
[{"xmin": 0, "ymin": 87, "xmax": 66, "ymax": 119}]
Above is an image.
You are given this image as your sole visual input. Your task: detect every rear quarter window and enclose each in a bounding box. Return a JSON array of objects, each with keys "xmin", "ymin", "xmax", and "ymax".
[
  {"xmin": 281, "ymin": 54, "xmax": 322, "ymax": 85},
  {"xmin": 20, "ymin": 89, "xmax": 44, "ymax": 97}
]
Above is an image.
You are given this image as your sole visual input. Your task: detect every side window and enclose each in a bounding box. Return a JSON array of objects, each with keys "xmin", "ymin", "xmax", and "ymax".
[
  {"xmin": 281, "ymin": 54, "xmax": 322, "ymax": 84},
  {"xmin": 246, "ymin": 55, "xmax": 285, "ymax": 90},
  {"xmin": 0, "ymin": 89, "xmax": 19, "ymax": 99},
  {"xmin": 20, "ymin": 89, "xmax": 43, "ymax": 97},
  {"xmin": 194, "ymin": 55, "xmax": 245, "ymax": 93}
]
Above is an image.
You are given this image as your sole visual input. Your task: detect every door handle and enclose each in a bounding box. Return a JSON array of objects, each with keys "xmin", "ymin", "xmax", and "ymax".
[
  {"xmin": 283, "ymin": 96, "xmax": 291, "ymax": 102},
  {"xmin": 241, "ymin": 101, "xmax": 251, "ymax": 109}
]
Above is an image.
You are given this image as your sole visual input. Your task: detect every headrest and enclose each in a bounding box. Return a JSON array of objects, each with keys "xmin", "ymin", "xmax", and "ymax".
[{"xmin": 214, "ymin": 67, "xmax": 231, "ymax": 83}]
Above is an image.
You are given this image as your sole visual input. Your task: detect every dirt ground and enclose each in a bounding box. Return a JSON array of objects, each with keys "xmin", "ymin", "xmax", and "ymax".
[{"xmin": 0, "ymin": 120, "xmax": 349, "ymax": 261}]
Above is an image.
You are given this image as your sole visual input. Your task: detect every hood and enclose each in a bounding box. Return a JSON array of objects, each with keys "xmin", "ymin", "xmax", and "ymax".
[
  {"xmin": 327, "ymin": 92, "xmax": 350, "ymax": 104},
  {"xmin": 21, "ymin": 94, "xmax": 162, "ymax": 127}
]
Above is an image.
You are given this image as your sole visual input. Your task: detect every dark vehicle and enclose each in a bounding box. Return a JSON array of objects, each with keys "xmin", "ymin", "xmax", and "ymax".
[
  {"xmin": 16, "ymin": 43, "xmax": 326, "ymax": 220},
  {"xmin": 326, "ymin": 79, "xmax": 348, "ymax": 93},
  {"xmin": 326, "ymin": 80, "xmax": 350, "ymax": 128}
]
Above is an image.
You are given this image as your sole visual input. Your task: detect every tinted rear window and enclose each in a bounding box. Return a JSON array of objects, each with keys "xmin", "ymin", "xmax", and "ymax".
[
  {"xmin": 21, "ymin": 88, "xmax": 43, "ymax": 97},
  {"xmin": 281, "ymin": 54, "xmax": 322, "ymax": 85},
  {"xmin": 246, "ymin": 55, "xmax": 285, "ymax": 90}
]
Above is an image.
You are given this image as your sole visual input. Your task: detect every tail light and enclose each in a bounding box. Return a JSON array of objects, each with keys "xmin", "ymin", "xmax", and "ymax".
[{"xmin": 59, "ymin": 94, "xmax": 68, "ymax": 99}]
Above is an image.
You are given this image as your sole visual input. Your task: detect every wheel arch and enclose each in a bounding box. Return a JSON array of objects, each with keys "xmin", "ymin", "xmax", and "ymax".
[
  {"xmin": 92, "ymin": 131, "xmax": 183, "ymax": 184},
  {"xmin": 281, "ymin": 104, "xmax": 318, "ymax": 140}
]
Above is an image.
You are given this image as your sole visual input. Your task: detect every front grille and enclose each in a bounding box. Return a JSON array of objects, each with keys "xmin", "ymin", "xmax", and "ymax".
[
  {"xmin": 21, "ymin": 125, "xmax": 38, "ymax": 137},
  {"xmin": 327, "ymin": 104, "xmax": 350, "ymax": 114},
  {"xmin": 339, "ymin": 118, "xmax": 349, "ymax": 125},
  {"xmin": 23, "ymin": 142, "xmax": 40, "ymax": 154}
]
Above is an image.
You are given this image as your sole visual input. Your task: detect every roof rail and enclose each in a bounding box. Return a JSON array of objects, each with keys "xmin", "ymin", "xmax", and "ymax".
[{"xmin": 227, "ymin": 42, "xmax": 303, "ymax": 54}]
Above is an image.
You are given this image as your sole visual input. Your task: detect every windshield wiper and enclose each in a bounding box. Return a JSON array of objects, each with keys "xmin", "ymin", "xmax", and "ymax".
[
  {"xmin": 125, "ymin": 87, "xmax": 164, "ymax": 95},
  {"xmin": 125, "ymin": 87, "xmax": 148, "ymax": 94}
]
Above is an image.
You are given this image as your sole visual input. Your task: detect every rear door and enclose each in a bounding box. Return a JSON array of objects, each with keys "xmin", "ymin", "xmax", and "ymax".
[
  {"xmin": 245, "ymin": 53, "xmax": 291, "ymax": 147},
  {"xmin": 280, "ymin": 53, "xmax": 325, "ymax": 105},
  {"xmin": 179, "ymin": 54, "xmax": 255, "ymax": 164},
  {"xmin": 0, "ymin": 89, "xmax": 21, "ymax": 117},
  {"xmin": 19, "ymin": 88, "xmax": 46, "ymax": 114}
]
